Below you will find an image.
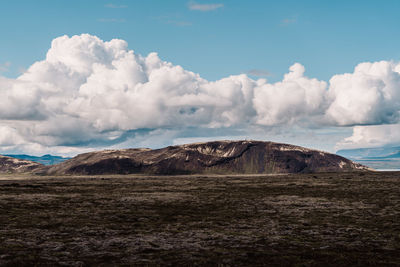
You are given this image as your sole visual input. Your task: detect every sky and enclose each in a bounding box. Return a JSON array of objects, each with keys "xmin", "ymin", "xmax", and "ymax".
[{"xmin": 1, "ymin": 0, "xmax": 400, "ymax": 156}]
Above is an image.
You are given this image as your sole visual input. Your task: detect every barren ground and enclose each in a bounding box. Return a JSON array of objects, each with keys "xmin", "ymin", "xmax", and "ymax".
[{"xmin": 0, "ymin": 172, "xmax": 399, "ymax": 266}]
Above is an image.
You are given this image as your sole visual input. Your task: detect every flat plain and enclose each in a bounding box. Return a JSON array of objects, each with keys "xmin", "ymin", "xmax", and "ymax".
[{"xmin": 0, "ymin": 172, "xmax": 399, "ymax": 266}]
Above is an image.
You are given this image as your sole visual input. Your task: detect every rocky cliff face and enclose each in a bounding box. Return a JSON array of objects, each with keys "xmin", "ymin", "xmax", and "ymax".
[
  {"xmin": 39, "ymin": 141, "xmax": 371, "ymax": 175},
  {"xmin": 0, "ymin": 155, "xmax": 43, "ymax": 173}
]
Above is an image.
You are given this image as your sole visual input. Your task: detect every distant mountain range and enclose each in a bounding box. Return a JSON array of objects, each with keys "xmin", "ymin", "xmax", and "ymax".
[
  {"xmin": 3, "ymin": 154, "xmax": 71, "ymax": 166},
  {"xmin": 337, "ymin": 147, "xmax": 400, "ymax": 159},
  {"xmin": 337, "ymin": 146, "xmax": 400, "ymax": 170}
]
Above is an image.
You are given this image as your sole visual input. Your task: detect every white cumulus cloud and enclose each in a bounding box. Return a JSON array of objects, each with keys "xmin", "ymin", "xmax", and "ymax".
[
  {"xmin": 253, "ymin": 63, "xmax": 327, "ymax": 126},
  {"xmin": 326, "ymin": 61, "xmax": 400, "ymax": 126},
  {"xmin": 1, "ymin": 34, "xmax": 400, "ymax": 155}
]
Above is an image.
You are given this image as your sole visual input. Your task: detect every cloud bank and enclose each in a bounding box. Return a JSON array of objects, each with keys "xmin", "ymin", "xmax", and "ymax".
[
  {"xmin": 336, "ymin": 124, "xmax": 400, "ymax": 150},
  {"xmin": 1, "ymin": 34, "xmax": 400, "ymax": 155}
]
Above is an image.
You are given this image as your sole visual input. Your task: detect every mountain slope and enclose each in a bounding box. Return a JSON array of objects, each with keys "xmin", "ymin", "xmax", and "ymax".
[
  {"xmin": 0, "ymin": 155, "xmax": 43, "ymax": 173},
  {"xmin": 39, "ymin": 140, "xmax": 371, "ymax": 175},
  {"xmin": 4, "ymin": 154, "xmax": 71, "ymax": 165}
]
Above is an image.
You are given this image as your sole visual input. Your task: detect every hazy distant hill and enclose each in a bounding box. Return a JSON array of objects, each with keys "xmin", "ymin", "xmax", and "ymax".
[
  {"xmin": 39, "ymin": 140, "xmax": 370, "ymax": 175},
  {"xmin": 4, "ymin": 154, "xmax": 71, "ymax": 166},
  {"xmin": 337, "ymin": 147, "xmax": 400, "ymax": 159},
  {"xmin": 337, "ymin": 146, "xmax": 400, "ymax": 170}
]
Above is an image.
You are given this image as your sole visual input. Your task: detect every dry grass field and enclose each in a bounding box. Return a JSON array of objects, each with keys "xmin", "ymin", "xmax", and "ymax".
[{"xmin": 0, "ymin": 172, "xmax": 399, "ymax": 266}]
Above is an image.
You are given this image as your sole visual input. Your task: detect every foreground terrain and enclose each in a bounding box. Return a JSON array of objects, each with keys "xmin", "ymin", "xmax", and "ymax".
[{"xmin": 0, "ymin": 172, "xmax": 399, "ymax": 266}]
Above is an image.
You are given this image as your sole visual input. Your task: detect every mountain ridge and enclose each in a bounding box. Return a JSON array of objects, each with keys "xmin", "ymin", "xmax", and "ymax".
[
  {"xmin": 0, "ymin": 155, "xmax": 43, "ymax": 174},
  {"xmin": 3, "ymin": 154, "xmax": 71, "ymax": 166},
  {"xmin": 37, "ymin": 140, "xmax": 372, "ymax": 175}
]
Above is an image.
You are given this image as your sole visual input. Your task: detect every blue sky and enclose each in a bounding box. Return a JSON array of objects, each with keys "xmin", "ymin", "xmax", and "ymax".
[
  {"xmin": 1, "ymin": 0, "xmax": 400, "ymax": 156},
  {"xmin": 1, "ymin": 0, "xmax": 400, "ymax": 81}
]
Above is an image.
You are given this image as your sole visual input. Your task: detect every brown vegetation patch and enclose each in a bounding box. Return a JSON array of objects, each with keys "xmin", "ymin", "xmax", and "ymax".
[{"xmin": 0, "ymin": 172, "xmax": 399, "ymax": 266}]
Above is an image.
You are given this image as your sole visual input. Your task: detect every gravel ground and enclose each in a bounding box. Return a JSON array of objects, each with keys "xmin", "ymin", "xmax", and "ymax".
[{"xmin": 0, "ymin": 172, "xmax": 399, "ymax": 266}]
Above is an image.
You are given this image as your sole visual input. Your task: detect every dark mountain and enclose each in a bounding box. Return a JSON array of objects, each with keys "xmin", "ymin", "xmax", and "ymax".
[
  {"xmin": 38, "ymin": 140, "xmax": 371, "ymax": 175},
  {"xmin": 4, "ymin": 154, "xmax": 71, "ymax": 166},
  {"xmin": 0, "ymin": 155, "xmax": 43, "ymax": 174}
]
